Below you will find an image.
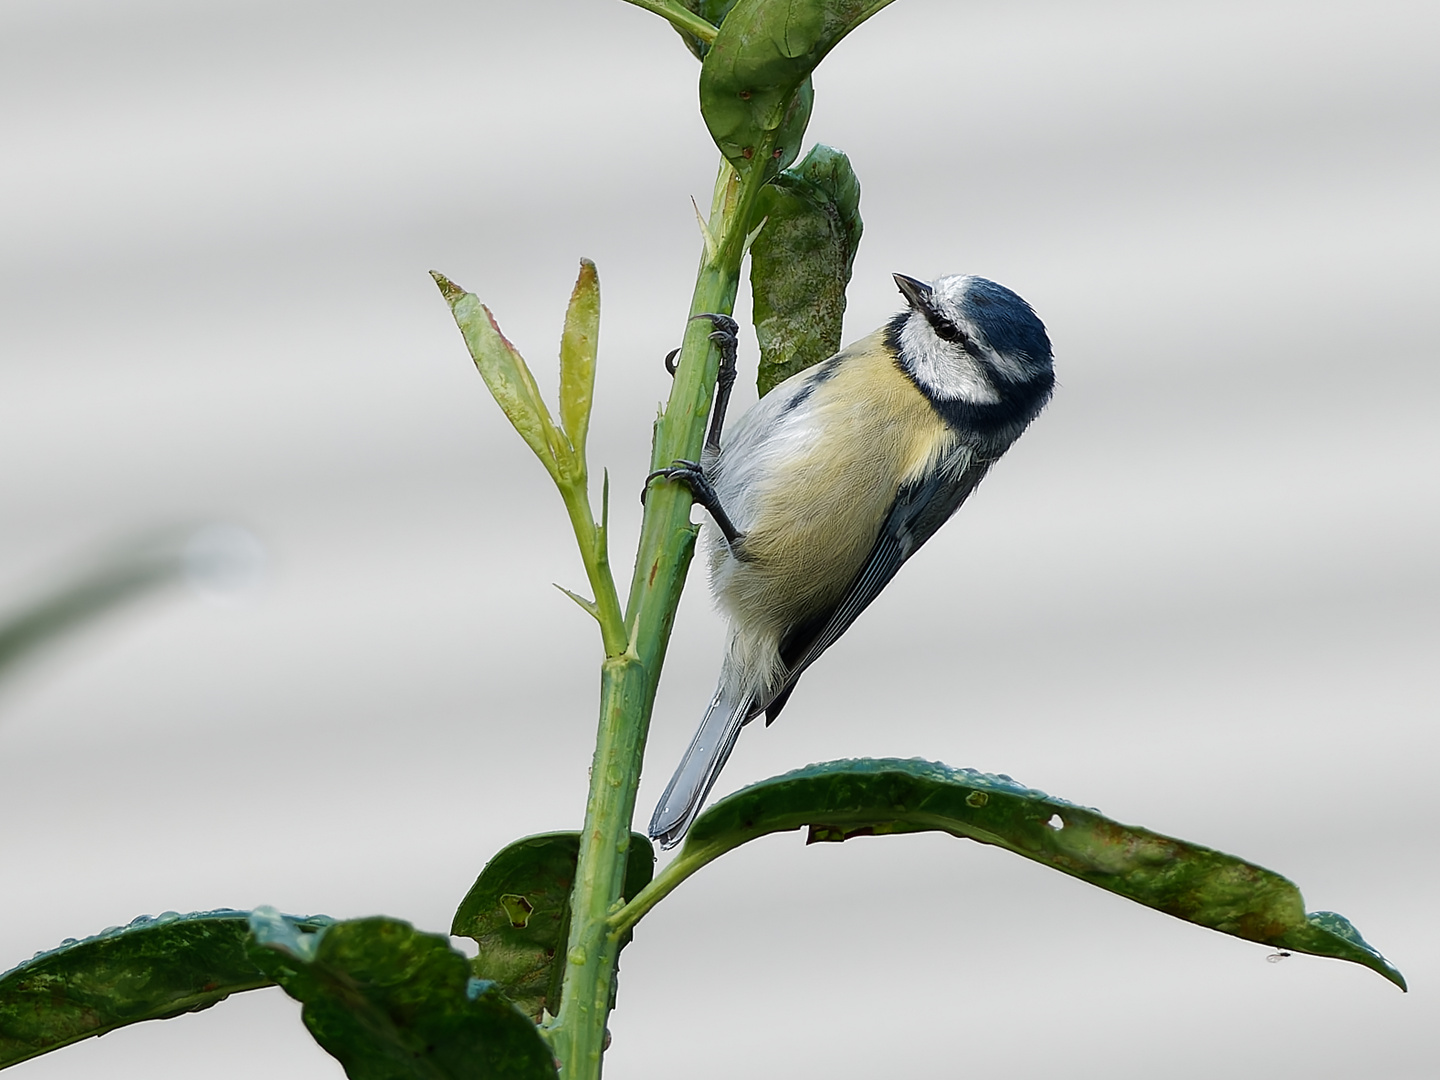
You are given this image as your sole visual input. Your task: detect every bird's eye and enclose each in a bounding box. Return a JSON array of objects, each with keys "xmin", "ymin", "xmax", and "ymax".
[
  {"xmin": 927, "ymin": 312, "xmax": 968, "ymax": 345},
  {"xmin": 921, "ymin": 309, "xmax": 984, "ymax": 358}
]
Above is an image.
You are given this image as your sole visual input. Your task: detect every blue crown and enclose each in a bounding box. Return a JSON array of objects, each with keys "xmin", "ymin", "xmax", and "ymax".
[{"xmin": 960, "ymin": 277, "xmax": 1052, "ymax": 365}]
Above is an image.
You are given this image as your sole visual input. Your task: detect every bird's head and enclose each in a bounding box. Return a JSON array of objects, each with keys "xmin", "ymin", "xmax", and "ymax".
[{"xmin": 891, "ymin": 273, "xmax": 1054, "ymax": 410}]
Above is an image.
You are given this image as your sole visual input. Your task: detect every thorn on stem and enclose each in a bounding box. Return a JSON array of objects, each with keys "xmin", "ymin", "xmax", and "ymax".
[{"xmin": 555, "ymin": 583, "xmax": 600, "ymax": 621}]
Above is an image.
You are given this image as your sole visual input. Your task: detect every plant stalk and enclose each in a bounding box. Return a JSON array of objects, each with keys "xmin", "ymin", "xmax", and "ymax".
[
  {"xmin": 620, "ymin": 0, "xmax": 719, "ymax": 43},
  {"xmin": 550, "ymin": 152, "xmax": 772, "ymax": 1080},
  {"xmin": 558, "ymin": 472, "xmax": 627, "ymax": 657},
  {"xmin": 605, "ymin": 838, "xmax": 725, "ymax": 939}
]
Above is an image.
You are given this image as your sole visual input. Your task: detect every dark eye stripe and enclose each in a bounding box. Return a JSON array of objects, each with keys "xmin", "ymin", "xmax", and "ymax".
[{"xmin": 923, "ymin": 307, "xmax": 984, "ymax": 359}]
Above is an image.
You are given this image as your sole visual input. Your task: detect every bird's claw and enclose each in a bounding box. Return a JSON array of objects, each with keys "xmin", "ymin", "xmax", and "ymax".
[
  {"xmin": 641, "ymin": 460, "xmax": 743, "ymax": 547},
  {"xmin": 693, "ymin": 311, "xmax": 738, "ymax": 340},
  {"xmin": 664, "ymin": 314, "xmax": 738, "ymax": 379},
  {"xmin": 693, "ymin": 314, "xmax": 739, "ymax": 377},
  {"xmin": 641, "ymin": 460, "xmax": 701, "ymax": 504},
  {"xmin": 648, "ymin": 460, "xmax": 702, "ymax": 484}
]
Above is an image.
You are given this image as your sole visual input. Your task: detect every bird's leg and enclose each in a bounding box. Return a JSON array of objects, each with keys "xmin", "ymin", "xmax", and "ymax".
[
  {"xmin": 643, "ymin": 314, "xmax": 743, "ymax": 540},
  {"xmin": 696, "ymin": 313, "xmax": 739, "ymax": 455},
  {"xmin": 660, "ymin": 314, "xmax": 739, "ymax": 457},
  {"xmin": 644, "ymin": 460, "xmax": 744, "ymax": 549}
]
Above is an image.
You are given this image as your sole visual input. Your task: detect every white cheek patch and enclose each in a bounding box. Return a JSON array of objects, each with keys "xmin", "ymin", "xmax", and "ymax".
[
  {"xmin": 982, "ymin": 344, "xmax": 1043, "ymax": 383},
  {"xmin": 899, "ymin": 315, "xmax": 999, "ymax": 404}
]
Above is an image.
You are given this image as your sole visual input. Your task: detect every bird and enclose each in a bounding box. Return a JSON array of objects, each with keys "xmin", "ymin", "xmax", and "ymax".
[{"xmin": 644, "ymin": 272, "xmax": 1055, "ymax": 848}]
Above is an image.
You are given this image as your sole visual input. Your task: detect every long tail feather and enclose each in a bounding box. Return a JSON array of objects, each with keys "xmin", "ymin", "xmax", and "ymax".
[{"xmin": 647, "ymin": 679, "xmax": 749, "ymax": 849}]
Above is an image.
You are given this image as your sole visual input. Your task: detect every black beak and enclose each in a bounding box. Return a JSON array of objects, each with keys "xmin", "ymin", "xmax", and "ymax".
[{"xmin": 893, "ymin": 273, "xmax": 932, "ymax": 310}]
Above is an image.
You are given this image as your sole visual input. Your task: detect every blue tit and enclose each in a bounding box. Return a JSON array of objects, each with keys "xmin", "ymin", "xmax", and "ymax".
[{"xmin": 646, "ymin": 272, "xmax": 1055, "ymax": 848}]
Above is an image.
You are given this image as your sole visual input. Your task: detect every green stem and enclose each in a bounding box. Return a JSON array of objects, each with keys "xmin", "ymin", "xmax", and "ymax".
[
  {"xmin": 547, "ymin": 655, "xmax": 648, "ymax": 1076},
  {"xmin": 605, "ymin": 836, "xmax": 728, "ymax": 939},
  {"xmin": 619, "ymin": 0, "xmax": 719, "ymax": 43},
  {"xmin": 558, "ymin": 470, "xmax": 627, "ymax": 657},
  {"xmin": 550, "ymin": 152, "xmax": 772, "ymax": 1080}
]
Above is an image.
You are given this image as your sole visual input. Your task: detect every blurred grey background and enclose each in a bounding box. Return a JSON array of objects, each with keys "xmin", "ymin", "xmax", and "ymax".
[{"xmin": 1, "ymin": 0, "xmax": 1436, "ymax": 1076}]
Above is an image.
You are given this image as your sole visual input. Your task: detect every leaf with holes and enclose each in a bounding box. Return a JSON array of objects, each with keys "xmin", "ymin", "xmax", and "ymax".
[
  {"xmin": 0, "ymin": 909, "xmax": 332, "ymax": 1070},
  {"xmin": 751, "ymin": 144, "xmax": 863, "ymax": 397},
  {"xmin": 249, "ymin": 911, "xmax": 557, "ymax": 1080},
  {"xmin": 677, "ymin": 758, "xmax": 1405, "ymax": 990},
  {"xmin": 699, "ymin": 0, "xmax": 896, "ymax": 177},
  {"xmin": 452, "ymin": 832, "xmax": 655, "ymax": 1021}
]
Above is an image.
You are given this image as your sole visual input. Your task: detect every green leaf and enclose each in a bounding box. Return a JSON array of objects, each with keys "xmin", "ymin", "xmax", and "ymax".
[
  {"xmin": 451, "ymin": 832, "xmax": 655, "ymax": 1021},
  {"xmin": 432, "ymin": 271, "xmax": 566, "ymax": 477},
  {"xmin": 558, "ymin": 260, "xmax": 600, "ymax": 466},
  {"xmin": 681, "ymin": 758, "xmax": 1406, "ymax": 990},
  {"xmin": 698, "ymin": 0, "xmax": 896, "ymax": 176},
  {"xmin": 0, "ymin": 909, "xmax": 333, "ymax": 1070},
  {"xmin": 770, "ymin": 76, "xmax": 815, "ymax": 182},
  {"xmin": 249, "ymin": 911, "xmax": 557, "ymax": 1080},
  {"xmin": 750, "ymin": 144, "xmax": 863, "ymax": 397}
]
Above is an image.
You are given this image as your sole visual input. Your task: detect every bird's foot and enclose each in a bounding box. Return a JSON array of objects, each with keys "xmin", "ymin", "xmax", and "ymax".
[
  {"xmin": 646, "ymin": 458, "xmax": 705, "ymax": 493},
  {"xmin": 693, "ymin": 313, "xmax": 739, "ymax": 386},
  {"xmin": 663, "ymin": 314, "xmax": 737, "ymax": 379},
  {"xmin": 641, "ymin": 459, "xmax": 743, "ymax": 548},
  {"xmin": 693, "ymin": 314, "xmax": 738, "ymax": 454}
]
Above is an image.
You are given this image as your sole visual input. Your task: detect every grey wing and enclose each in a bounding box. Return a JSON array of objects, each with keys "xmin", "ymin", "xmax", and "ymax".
[{"xmin": 755, "ymin": 451, "xmax": 996, "ymax": 723}]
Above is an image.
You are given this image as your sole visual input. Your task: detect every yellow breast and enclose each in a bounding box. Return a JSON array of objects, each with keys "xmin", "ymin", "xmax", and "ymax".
[{"xmin": 715, "ymin": 330, "xmax": 955, "ymax": 641}]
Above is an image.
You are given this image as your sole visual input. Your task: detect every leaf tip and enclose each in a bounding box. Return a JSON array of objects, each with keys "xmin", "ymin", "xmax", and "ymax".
[
  {"xmin": 430, "ymin": 270, "xmax": 467, "ymax": 305},
  {"xmin": 568, "ymin": 258, "xmax": 600, "ymax": 312}
]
